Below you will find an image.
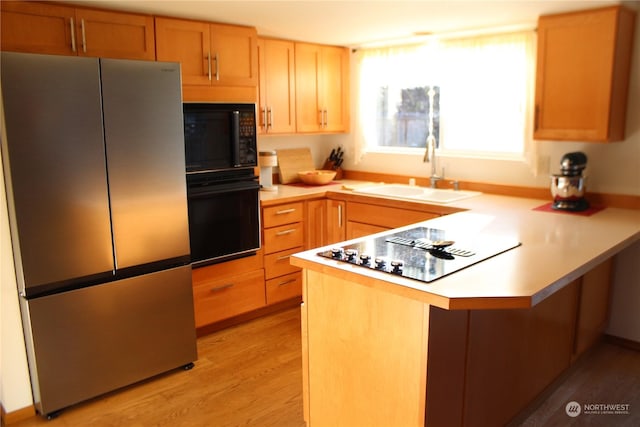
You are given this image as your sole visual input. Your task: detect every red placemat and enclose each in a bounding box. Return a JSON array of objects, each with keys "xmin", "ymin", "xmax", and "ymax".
[
  {"xmin": 532, "ymin": 202, "xmax": 606, "ymax": 216},
  {"xmin": 287, "ymin": 181, "xmax": 341, "ymax": 188}
]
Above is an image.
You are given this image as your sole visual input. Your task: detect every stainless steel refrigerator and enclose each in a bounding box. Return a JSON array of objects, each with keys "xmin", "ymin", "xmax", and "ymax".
[{"xmin": 1, "ymin": 52, "xmax": 197, "ymax": 417}]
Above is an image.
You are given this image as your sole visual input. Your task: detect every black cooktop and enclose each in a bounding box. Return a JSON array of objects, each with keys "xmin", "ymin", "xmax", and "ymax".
[{"xmin": 317, "ymin": 226, "xmax": 521, "ymax": 284}]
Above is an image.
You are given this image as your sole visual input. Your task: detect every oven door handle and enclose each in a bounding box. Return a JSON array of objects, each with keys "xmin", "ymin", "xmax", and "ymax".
[{"xmin": 187, "ymin": 181, "xmax": 260, "ymax": 198}]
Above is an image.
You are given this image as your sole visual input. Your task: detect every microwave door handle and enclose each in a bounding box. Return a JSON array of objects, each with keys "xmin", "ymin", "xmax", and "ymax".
[{"xmin": 231, "ymin": 111, "xmax": 240, "ymax": 167}]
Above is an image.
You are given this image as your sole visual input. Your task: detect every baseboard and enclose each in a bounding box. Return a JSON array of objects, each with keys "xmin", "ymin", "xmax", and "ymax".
[
  {"xmin": 196, "ymin": 297, "xmax": 302, "ymax": 337},
  {"xmin": 605, "ymin": 333, "xmax": 640, "ymax": 351},
  {"xmin": 1, "ymin": 403, "xmax": 35, "ymax": 425}
]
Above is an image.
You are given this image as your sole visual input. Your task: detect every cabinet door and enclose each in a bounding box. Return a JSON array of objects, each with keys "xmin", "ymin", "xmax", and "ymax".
[
  {"xmin": 574, "ymin": 258, "xmax": 613, "ymax": 357},
  {"xmin": 210, "ymin": 23, "xmax": 258, "ymax": 87},
  {"xmin": 305, "ymin": 199, "xmax": 327, "ymax": 249},
  {"xmin": 155, "ymin": 17, "xmax": 211, "ymax": 86},
  {"xmin": 534, "ymin": 6, "xmax": 634, "ymax": 142},
  {"xmin": 346, "ymin": 222, "xmax": 388, "ymax": 240},
  {"xmin": 258, "ymin": 38, "xmax": 296, "ymax": 134},
  {"xmin": 295, "ymin": 42, "xmax": 323, "ymax": 132},
  {"xmin": 321, "ymin": 45, "xmax": 350, "ymax": 132},
  {"xmin": 326, "ymin": 200, "xmax": 346, "ymax": 245},
  {"xmin": 1, "ymin": 1, "xmax": 75, "ymax": 55},
  {"xmin": 75, "ymin": 9, "xmax": 155, "ymax": 60}
]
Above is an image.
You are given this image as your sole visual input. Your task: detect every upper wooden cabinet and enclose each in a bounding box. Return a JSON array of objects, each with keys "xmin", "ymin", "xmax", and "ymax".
[
  {"xmin": 534, "ymin": 6, "xmax": 636, "ymax": 142},
  {"xmin": 0, "ymin": 1, "xmax": 155, "ymax": 60},
  {"xmin": 295, "ymin": 42, "xmax": 350, "ymax": 133},
  {"xmin": 257, "ymin": 38, "xmax": 296, "ymax": 134},
  {"xmin": 155, "ymin": 17, "xmax": 258, "ymax": 101}
]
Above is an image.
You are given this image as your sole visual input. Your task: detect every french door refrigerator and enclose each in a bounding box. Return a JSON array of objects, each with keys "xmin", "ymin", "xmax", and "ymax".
[{"xmin": 1, "ymin": 52, "xmax": 197, "ymax": 417}]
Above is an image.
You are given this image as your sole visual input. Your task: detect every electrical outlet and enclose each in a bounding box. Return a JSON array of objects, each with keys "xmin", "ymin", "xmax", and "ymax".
[{"xmin": 537, "ymin": 155, "xmax": 550, "ymax": 175}]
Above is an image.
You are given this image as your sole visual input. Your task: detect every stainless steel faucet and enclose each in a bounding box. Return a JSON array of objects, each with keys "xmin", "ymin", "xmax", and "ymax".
[{"xmin": 423, "ymin": 135, "xmax": 443, "ymax": 188}]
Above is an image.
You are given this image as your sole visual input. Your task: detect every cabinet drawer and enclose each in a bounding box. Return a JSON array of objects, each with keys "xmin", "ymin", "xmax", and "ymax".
[
  {"xmin": 264, "ymin": 247, "xmax": 303, "ymax": 280},
  {"xmin": 263, "ymin": 202, "xmax": 304, "ymax": 228},
  {"xmin": 266, "ymin": 272, "xmax": 302, "ymax": 304},
  {"xmin": 192, "ymin": 269, "xmax": 265, "ymax": 327},
  {"xmin": 347, "ymin": 202, "xmax": 439, "ymax": 229},
  {"xmin": 264, "ymin": 222, "xmax": 304, "ymax": 254}
]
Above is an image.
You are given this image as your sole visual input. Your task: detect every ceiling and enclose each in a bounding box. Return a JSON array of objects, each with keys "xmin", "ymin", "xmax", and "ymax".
[{"xmin": 69, "ymin": 0, "xmax": 627, "ymax": 47}]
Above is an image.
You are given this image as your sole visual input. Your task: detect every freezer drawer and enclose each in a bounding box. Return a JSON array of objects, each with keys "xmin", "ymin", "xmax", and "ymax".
[{"xmin": 24, "ymin": 265, "xmax": 197, "ymax": 416}]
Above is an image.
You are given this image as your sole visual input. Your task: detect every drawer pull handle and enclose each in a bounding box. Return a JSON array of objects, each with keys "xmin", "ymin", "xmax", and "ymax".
[
  {"xmin": 276, "ymin": 208, "xmax": 296, "ymax": 215},
  {"xmin": 276, "ymin": 229, "xmax": 296, "ymax": 236},
  {"xmin": 211, "ymin": 283, "xmax": 234, "ymax": 292},
  {"xmin": 276, "ymin": 255, "xmax": 291, "ymax": 261},
  {"xmin": 278, "ymin": 278, "xmax": 297, "ymax": 287}
]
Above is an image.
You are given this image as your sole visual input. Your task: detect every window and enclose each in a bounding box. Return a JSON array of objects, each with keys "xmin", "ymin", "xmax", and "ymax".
[
  {"xmin": 354, "ymin": 31, "xmax": 536, "ymax": 161},
  {"xmin": 375, "ymin": 85, "xmax": 439, "ymax": 149}
]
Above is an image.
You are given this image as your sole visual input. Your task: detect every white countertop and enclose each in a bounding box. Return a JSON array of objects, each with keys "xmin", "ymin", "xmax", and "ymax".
[{"xmin": 278, "ymin": 182, "xmax": 640, "ymax": 310}]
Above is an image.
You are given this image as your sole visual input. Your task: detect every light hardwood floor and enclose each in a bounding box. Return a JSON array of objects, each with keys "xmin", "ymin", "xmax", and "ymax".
[{"xmin": 9, "ymin": 307, "xmax": 640, "ymax": 427}]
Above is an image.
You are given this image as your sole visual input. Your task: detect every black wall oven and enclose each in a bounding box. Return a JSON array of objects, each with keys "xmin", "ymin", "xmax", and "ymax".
[
  {"xmin": 187, "ymin": 169, "xmax": 260, "ymax": 266},
  {"xmin": 183, "ymin": 103, "xmax": 261, "ymax": 266}
]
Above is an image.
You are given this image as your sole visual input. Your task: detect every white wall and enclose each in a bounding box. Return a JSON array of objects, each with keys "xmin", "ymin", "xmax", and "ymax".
[
  {"xmin": 0, "ymin": 137, "xmax": 33, "ymax": 413},
  {"xmin": 607, "ymin": 240, "xmax": 640, "ymax": 341}
]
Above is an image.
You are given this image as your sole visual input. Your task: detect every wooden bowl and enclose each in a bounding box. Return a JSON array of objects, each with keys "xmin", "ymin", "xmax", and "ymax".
[{"xmin": 298, "ymin": 170, "xmax": 337, "ymax": 185}]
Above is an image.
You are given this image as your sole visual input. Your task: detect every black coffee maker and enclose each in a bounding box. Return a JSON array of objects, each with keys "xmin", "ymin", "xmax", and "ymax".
[{"xmin": 550, "ymin": 152, "xmax": 590, "ymax": 211}]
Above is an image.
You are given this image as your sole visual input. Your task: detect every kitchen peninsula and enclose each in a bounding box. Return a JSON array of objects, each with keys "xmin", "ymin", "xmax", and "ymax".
[{"xmin": 288, "ymin": 189, "xmax": 639, "ymax": 427}]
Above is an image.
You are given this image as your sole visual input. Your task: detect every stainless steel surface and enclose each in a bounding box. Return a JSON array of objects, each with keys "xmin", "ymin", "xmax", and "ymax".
[
  {"xmin": 1, "ymin": 52, "xmax": 114, "ymax": 292},
  {"xmin": 80, "ymin": 19, "xmax": 87, "ymax": 53},
  {"xmin": 2, "ymin": 52, "xmax": 196, "ymax": 416},
  {"xmin": 100, "ymin": 59, "xmax": 190, "ymax": 269},
  {"xmin": 214, "ymin": 52, "xmax": 220, "ymax": 80},
  {"xmin": 25, "ymin": 265, "xmax": 196, "ymax": 415},
  {"xmin": 550, "ymin": 175, "xmax": 586, "ymax": 200},
  {"xmin": 70, "ymin": 17, "xmax": 76, "ymax": 52}
]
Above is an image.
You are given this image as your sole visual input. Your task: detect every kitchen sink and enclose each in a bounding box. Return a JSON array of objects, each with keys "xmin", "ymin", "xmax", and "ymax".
[{"xmin": 354, "ymin": 184, "xmax": 481, "ymax": 204}]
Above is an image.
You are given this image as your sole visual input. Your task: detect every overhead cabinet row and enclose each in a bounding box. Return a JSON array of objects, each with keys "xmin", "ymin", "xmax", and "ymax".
[
  {"xmin": 0, "ymin": 1, "xmax": 155, "ymax": 60},
  {"xmin": 1, "ymin": 1, "xmax": 349, "ymax": 134}
]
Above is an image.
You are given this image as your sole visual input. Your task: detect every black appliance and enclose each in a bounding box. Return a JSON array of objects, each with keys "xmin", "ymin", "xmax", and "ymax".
[
  {"xmin": 318, "ymin": 226, "xmax": 521, "ymax": 284},
  {"xmin": 1, "ymin": 52, "xmax": 197, "ymax": 417},
  {"xmin": 186, "ymin": 168, "xmax": 261, "ymax": 267},
  {"xmin": 183, "ymin": 103, "xmax": 257, "ymax": 173}
]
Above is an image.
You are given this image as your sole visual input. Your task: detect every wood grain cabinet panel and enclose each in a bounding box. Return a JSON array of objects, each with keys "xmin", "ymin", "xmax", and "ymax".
[
  {"xmin": 462, "ymin": 281, "xmax": 579, "ymax": 426},
  {"xmin": 1, "ymin": 1, "xmax": 75, "ymax": 55},
  {"xmin": 155, "ymin": 17, "xmax": 211, "ymax": 86},
  {"xmin": 266, "ymin": 272, "xmax": 302, "ymax": 305},
  {"xmin": 1, "ymin": 1, "xmax": 155, "ymax": 60},
  {"xmin": 155, "ymin": 16, "xmax": 257, "ymax": 102},
  {"xmin": 262, "ymin": 201, "xmax": 305, "ymax": 302},
  {"xmin": 294, "ymin": 42, "xmax": 349, "ymax": 133},
  {"xmin": 257, "ymin": 38, "xmax": 297, "ymax": 134},
  {"xmin": 264, "ymin": 247, "xmax": 302, "ymax": 280},
  {"xmin": 574, "ymin": 258, "xmax": 613, "ymax": 357},
  {"xmin": 192, "ymin": 268, "xmax": 266, "ymax": 327},
  {"xmin": 346, "ymin": 201, "xmax": 439, "ymax": 239},
  {"xmin": 263, "ymin": 202, "xmax": 304, "ymax": 228},
  {"xmin": 534, "ymin": 6, "xmax": 636, "ymax": 142}
]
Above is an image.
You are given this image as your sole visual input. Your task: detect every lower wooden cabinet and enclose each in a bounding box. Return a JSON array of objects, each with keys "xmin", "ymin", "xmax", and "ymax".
[
  {"xmin": 574, "ymin": 258, "xmax": 613, "ymax": 357},
  {"xmin": 346, "ymin": 201, "xmax": 440, "ymax": 239},
  {"xmin": 191, "ymin": 252, "xmax": 265, "ymax": 328},
  {"xmin": 305, "ymin": 198, "xmax": 345, "ymax": 248},
  {"xmin": 266, "ymin": 272, "xmax": 302, "ymax": 305}
]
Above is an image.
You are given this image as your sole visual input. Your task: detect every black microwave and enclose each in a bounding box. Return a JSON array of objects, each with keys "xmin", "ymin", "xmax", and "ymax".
[{"xmin": 183, "ymin": 103, "xmax": 257, "ymax": 173}]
